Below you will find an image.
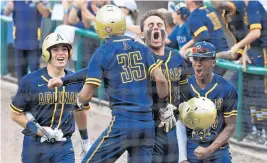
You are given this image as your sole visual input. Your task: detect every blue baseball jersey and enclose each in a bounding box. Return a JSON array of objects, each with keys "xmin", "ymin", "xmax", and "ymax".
[
  {"xmin": 231, "ymin": 0, "xmax": 267, "ymax": 48},
  {"xmin": 151, "ymin": 47, "xmax": 187, "ymax": 110},
  {"xmin": 85, "ymin": 36, "xmax": 160, "ymax": 121},
  {"xmin": 13, "ymin": 1, "xmax": 50, "ymax": 50},
  {"xmin": 188, "ymin": 6, "xmax": 228, "ymax": 52},
  {"xmin": 168, "ymin": 23, "xmax": 192, "ymax": 49},
  {"xmin": 182, "ymin": 74, "xmax": 238, "ymax": 144},
  {"xmin": 9, "ymin": 68, "xmax": 84, "ymax": 136}
]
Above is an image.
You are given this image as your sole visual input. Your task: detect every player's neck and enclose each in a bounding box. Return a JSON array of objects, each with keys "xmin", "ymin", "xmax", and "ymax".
[
  {"xmin": 178, "ymin": 21, "xmax": 185, "ymax": 27},
  {"xmin": 150, "ymin": 46, "xmax": 165, "ymax": 56},
  {"xmin": 47, "ymin": 65, "xmax": 65, "ymax": 78},
  {"xmin": 196, "ymin": 73, "xmax": 214, "ymax": 89}
]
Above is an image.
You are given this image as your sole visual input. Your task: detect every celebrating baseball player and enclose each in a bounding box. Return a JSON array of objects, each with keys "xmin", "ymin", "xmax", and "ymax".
[{"xmin": 9, "ymin": 32, "xmax": 91, "ymax": 163}]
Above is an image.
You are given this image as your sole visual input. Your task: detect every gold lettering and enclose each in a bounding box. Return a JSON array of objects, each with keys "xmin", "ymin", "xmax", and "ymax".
[{"xmin": 39, "ymin": 93, "xmax": 44, "ymax": 105}]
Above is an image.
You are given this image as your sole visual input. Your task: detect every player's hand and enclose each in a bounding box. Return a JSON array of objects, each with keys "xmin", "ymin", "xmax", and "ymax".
[
  {"xmin": 47, "ymin": 78, "xmax": 63, "ymax": 89},
  {"xmin": 81, "ymin": 139, "xmax": 91, "ymax": 158},
  {"xmin": 194, "ymin": 146, "xmax": 213, "ymax": 160},
  {"xmin": 228, "ymin": 44, "xmax": 239, "ymax": 58},
  {"xmin": 73, "ymin": 0, "xmax": 86, "ymax": 9},
  {"xmin": 240, "ymin": 46, "xmax": 251, "ymax": 72},
  {"xmin": 158, "ymin": 104, "xmax": 177, "ymax": 132},
  {"xmin": 61, "ymin": 0, "xmax": 73, "ymax": 9}
]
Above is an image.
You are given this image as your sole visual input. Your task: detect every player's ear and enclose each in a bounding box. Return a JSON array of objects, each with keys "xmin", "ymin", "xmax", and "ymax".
[
  {"xmin": 212, "ymin": 59, "xmax": 216, "ymax": 67},
  {"xmin": 140, "ymin": 32, "xmax": 145, "ymax": 40}
]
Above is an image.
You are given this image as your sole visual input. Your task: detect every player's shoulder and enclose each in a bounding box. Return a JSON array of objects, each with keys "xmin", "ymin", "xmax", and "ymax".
[
  {"xmin": 166, "ymin": 47, "xmax": 183, "ymax": 61},
  {"xmin": 19, "ymin": 68, "xmax": 45, "ymax": 85},
  {"xmin": 214, "ymin": 73, "xmax": 237, "ymax": 93}
]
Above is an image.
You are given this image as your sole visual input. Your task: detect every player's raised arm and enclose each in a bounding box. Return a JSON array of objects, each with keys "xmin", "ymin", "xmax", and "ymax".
[
  {"xmin": 47, "ymin": 68, "xmax": 88, "ymax": 89},
  {"xmin": 151, "ymin": 67, "xmax": 168, "ymax": 98}
]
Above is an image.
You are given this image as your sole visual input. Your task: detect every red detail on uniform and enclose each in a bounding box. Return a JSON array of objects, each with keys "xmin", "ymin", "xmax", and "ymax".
[{"xmin": 105, "ymin": 27, "xmax": 112, "ymax": 33}]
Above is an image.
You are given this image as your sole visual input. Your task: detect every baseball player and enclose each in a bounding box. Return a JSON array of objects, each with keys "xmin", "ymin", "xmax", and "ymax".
[
  {"xmin": 48, "ymin": 5, "xmax": 169, "ymax": 163},
  {"xmin": 180, "ymin": 41, "xmax": 238, "ymax": 162},
  {"xmin": 212, "ymin": 0, "xmax": 267, "ymax": 145},
  {"xmin": 139, "ymin": 10, "xmax": 189, "ymax": 163},
  {"xmin": 180, "ymin": 0, "xmax": 229, "ymax": 76},
  {"xmin": 9, "ymin": 32, "xmax": 91, "ymax": 163}
]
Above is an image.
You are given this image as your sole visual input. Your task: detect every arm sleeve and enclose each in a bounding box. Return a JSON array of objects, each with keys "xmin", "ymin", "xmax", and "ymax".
[
  {"xmin": 188, "ymin": 17, "xmax": 210, "ymax": 42},
  {"xmin": 85, "ymin": 48, "xmax": 105, "ymax": 87},
  {"xmin": 223, "ymin": 86, "xmax": 238, "ymax": 118},
  {"xmin": 62, "ymin": 68, "xmax": 88, "ymax": 85},
  {"xmin": 9, "ymin": 78, "xmax": 30, "ymax": 113},
  {"xmin": 247, "ymin": 2, "xmax": 262, "ymax": 30},
  {"xmin": 77, "ymin": 10, "xmax": 82, "ymax": 21},
  {"xmin": 176, "ymin": 120, "xmax": 188, "ymax": 162}
]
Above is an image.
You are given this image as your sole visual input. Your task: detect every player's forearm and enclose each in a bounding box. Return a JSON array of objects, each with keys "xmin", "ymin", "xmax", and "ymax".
[
  {"xmin": 235, "ymin": 29, "xmax": 261, "ymax": 50},
  {"xmin": 153, "ymin": 68, "xmax": 168, "ymax": 98},
  {"xmin": 10, "ymin": 111, "xmax": 28, "ymax": 128},
  {"xmin": 181, "ymin": 39, "xmax": 194, "ymax": 51},
  {"xmin": 10, "ymin": 112, "xmax": 43, "ymax": 136},
  {"xmin": 74, "ymin": 110, "xmax": 87, "ymax": 130},
  {"xmin": 4, "ymin": 2, "xmax": 14, "ymax": 16},
  {"xmin": 207, "ymin": 118, "xmax": 236, "ymax": 152},
  {"xmin": 176, "ymin": 120, "xmax": 188, "ymax": 162},
  {"xmin": 68, "ymin": 8, "xmax": 80, "ymax": 25},
  {"xmin": 36, "ymin": 2, "xmax": 50, "ymax": 18},
  {"xmin": 62, "ymin": 68, "xmax": 88, "ymax": 85}
]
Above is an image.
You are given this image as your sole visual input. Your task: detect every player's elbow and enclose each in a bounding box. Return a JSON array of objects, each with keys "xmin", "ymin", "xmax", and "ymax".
[
  {"xmin": 252, "ymin": 29, "xmax": 261, "ymax": 39},
  {"xmin": 10, "ymin": 111, "xmax": 20, "ymax": 122}
]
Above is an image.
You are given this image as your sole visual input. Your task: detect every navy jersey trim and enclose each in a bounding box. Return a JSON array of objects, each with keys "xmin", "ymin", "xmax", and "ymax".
[
  {"xmin": 164, "ymin": 50, "xmax": 172, "ymax": 104},
  {"xmin": 85, "ymin": 116, "xmax": 116, "ymax": 163},
  {"xmin": 9, "ymin": 103, "xmax": 23, "ymax": 114},
  {"xmin": 194, "ymin": 26, "xmax": 208, "ymax": 37},
  {"xmin": 149, "ymin": 60, "xmax": 163, "ymax": 75},
  {"xmin": 250, "ymin": 23, "xmax": 262, "ymax": 30},
  {"xmin": 85, "ymin": 78, "xmax": 101, "ymax": 87},
  {"xmin": 223, "ymin": 110, "xmax": 237, "ymax": 117},
  {"xmin": 50, "ymin": 87, "xmax": 58, "ymax": 128},
  {"xmin": 57, "ymin": 86, "xmax": 66, "ymax": 129}
]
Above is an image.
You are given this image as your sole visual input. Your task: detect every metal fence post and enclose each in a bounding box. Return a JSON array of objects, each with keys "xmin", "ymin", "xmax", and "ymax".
[
  {"xmin": 1, "ymin": 20, "xmax": 7, "ymax": 76},
  {"xmin": 235, "ymin": 70, "xmax": 244, "ymax": 141},
  {"xmin": 76, "ymin": 35, "xmax": 83, "ymax": 71}
]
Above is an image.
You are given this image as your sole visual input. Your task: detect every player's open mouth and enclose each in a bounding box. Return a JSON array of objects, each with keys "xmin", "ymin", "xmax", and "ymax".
[
  {"xmin": 152, "ymin": 31, "xmax": 161, "ymax": 43},
  {"xmin": 57, "ymin": 57, "xmax": 65, "ymax": 61},
  {"xmin": 196, "ymin": 68, "xmax": 203, "ymax": 76}
]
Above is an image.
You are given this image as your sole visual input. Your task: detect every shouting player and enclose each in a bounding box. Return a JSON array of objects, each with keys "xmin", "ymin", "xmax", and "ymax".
[
  {"xmin": 140, "ymin": 10, "xmax": 189, "ymax": 163},
  {"xmin": 48, "ymin": 5, "xmax": 169, "ymax": 163},
  {"xmin": 180, "ymin": 41, "xmax": 238, "ymax": 162},
  {"xmin": 9, "ymin": 32, "xmax": 91, "ymax": 163}
]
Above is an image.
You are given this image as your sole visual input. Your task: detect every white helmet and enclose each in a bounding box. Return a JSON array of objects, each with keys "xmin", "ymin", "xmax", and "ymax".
[{"xmin": 42, "ymin": 32, "xmax": 72, "ymax": 63}]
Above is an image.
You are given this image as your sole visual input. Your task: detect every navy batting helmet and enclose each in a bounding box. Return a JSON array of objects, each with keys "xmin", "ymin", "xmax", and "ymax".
[
  {"xmin": 170, "ymin": 3, "xmax": 190, "ymax": 21},
  {"xmin": 187, "ymin": 41, "xmax": 216, "ymax": 58}
]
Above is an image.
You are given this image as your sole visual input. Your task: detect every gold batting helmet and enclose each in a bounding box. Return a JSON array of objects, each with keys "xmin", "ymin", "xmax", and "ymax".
[
  {"xmin": 179, "ymin": 97, "xmax": 217, "ymax": 130},
  {"xmin": 42, "ymin": 32, "xmax": 72, "ymax": 63},
  {"xmin": 95, "ymin": 5, "xmax": 126, "ymax": 39}
]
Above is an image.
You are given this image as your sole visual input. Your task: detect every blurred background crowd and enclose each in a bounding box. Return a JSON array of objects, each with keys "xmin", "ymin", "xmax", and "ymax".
[{"xmin": 1, "ymin": 0, "xmax": 267, "ymax": 148}]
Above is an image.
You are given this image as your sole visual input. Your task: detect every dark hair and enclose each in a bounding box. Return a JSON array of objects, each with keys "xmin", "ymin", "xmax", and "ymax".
[
  {"xmin": 140, "ymin": 10, "xmax": 166, "ymax": 32},
  {"xmin": 165, "ymin": 12, "xmax": 175, "ymax": 28},
  {"xmin": 194, "ymin": 0, "xmax": 204, "ymax": 7}
]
